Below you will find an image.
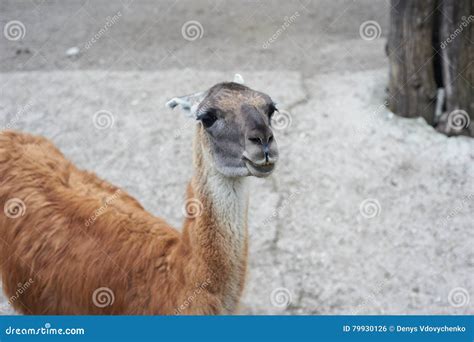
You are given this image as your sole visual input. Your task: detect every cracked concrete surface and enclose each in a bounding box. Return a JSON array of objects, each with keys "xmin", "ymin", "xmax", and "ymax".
[{"xmin": 1, "ymin": 0, "xmax": 473, "ymax": 315}]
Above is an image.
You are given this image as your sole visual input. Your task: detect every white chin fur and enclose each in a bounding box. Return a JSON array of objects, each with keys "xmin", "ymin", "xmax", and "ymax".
[{"xmin": 216, "ymin": 165, "xmax": 251, "ymax": 178}]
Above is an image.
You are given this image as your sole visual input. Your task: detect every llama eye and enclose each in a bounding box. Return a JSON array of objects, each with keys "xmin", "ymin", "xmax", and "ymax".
[
  {"xmin": 199, "ymin": 111, "xmax": 218, "ymax": 128},
  {"xmin": 268, "ymin": 104, "xmax": 277, "ymax": 118}
]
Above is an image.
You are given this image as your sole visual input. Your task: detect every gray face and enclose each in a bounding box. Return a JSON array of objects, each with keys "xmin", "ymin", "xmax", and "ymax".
[
  {"xmin": 197, "ymin": 82, "xmax": 279, "ymax": 177},
  {"xmin": 167, "ymin": 80, "xmax": 279, "ymax": 178}
]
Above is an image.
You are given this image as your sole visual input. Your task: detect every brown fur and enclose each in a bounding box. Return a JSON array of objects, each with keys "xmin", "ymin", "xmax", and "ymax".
[{"xmin": 0, "ymin": 130, "xmax": 248, "ymax": 314}]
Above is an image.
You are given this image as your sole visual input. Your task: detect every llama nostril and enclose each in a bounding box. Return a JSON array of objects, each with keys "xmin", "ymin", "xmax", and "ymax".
[
  {"xmin": 263, "ymin": 143, "xmax": 270, "ymax": 162},
  {"xmin": 268, "ymin": 135, "xmax": 273, "ymax": 143}
]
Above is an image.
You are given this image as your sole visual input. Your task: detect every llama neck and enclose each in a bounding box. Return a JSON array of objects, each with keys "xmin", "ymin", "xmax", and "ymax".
[{"xmin": 182, "ymin": 128, "xmax": 249, "ymax": 312}]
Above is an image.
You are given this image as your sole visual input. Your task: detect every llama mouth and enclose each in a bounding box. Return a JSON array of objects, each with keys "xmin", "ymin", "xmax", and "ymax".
[{"xmin": 244, "ymin": 158, "xmax": 275, "ymax": 177}]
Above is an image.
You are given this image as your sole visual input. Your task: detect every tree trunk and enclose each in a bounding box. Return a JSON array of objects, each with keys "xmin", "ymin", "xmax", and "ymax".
[
  {"xmin": 388, "ymin": 0, "xmax": 473, "ymax": 136},
  {"xmin": 387, "ymin": 0, "xmax": 438, "ymax": 125},
  {"xmin": 436, "ymin": 0, "xmax": 473, "ymax": 136}
]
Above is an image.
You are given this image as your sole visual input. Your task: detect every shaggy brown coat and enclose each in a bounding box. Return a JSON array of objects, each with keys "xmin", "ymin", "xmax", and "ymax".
[{"xmin": 0, "ymin": 130, "xmax": 248, "ymax": 314}]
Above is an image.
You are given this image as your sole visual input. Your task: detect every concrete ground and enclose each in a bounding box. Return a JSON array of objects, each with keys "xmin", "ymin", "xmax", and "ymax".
[{"xmin": 0, "ymin": 0, "xmax": 473, "ymax": 315}]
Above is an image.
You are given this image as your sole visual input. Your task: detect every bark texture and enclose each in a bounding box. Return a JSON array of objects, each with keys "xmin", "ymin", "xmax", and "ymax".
[{"xmin": 388, "ymin": 0, "xmax": 473, "ymax": 136}]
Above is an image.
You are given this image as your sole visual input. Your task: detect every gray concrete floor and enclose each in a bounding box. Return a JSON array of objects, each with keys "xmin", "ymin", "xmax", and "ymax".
[{"xmin": 0, "ymin": 0, "xmax": 473, "ymax": 315}]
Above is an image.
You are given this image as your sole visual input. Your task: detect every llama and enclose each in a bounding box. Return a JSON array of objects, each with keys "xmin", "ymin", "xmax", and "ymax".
[{"xmin": 0, "ymin": 75, "xmax": 279, "ymax": 315}]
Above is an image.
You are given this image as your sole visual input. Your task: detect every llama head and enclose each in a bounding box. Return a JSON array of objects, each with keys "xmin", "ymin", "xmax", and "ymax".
[{"xmin": 167, "ymin": 74, "xmax": 279, "ymax": 178}]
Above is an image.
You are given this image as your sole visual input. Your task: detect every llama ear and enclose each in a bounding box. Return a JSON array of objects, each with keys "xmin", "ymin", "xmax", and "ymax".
[
  {"xmin": 233, "ymin": 74, "xmax": 244, "ymax": 84},
  {"xmin": 166, "ymin": 91, "xmax": 205, "ymax": 118}
]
